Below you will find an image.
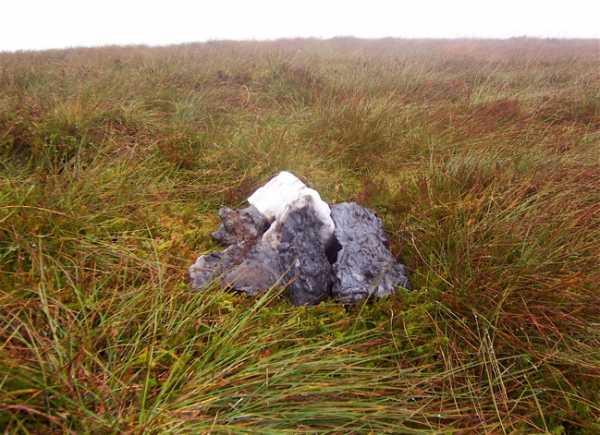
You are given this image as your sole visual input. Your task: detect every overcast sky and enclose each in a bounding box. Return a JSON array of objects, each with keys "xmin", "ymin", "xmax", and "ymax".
[{"xmin": 2, "ymin": 0, "xmax": 599, "ymax": 52}]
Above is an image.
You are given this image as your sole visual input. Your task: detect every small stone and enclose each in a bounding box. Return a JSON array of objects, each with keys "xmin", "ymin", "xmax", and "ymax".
[
  {"xmin": 190, "ymin": 206, "xmax": 269, "ymax": 290},
  {"xmin": 330, "ymin": 202, "xmax": 410, "ymax": 303},
  {"xmin": 211, "ymin": 205, "xmax": 269, "ymax": 246},
  {"xmin": 189, "ymin": 242, "xmax": 252, "ymax": 290},
  {"xmin": 224, "ymin": 243, "xmax": 281, "ymax": 296},
  {"xmin": 188, "ymin": 252, "xmax": 224, "ymax": 290}
]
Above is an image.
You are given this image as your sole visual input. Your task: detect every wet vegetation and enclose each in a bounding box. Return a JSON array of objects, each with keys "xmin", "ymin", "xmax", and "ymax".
[{"xmin": 1, "ymin": 38, "xmax": 599, "ymax": 433}]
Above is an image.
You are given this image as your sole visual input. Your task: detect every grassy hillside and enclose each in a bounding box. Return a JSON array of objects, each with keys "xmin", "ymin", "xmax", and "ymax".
[{"xmin": 1, "ymin": 38, "xmax": 599, "ymax": 433}]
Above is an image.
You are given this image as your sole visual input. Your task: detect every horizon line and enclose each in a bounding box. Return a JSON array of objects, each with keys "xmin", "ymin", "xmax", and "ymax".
[{"xmin": 3, "ymin": 35, "xmax": 600, "ymax": 54}]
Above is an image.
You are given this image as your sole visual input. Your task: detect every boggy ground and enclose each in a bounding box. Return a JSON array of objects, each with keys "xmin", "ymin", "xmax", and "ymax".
[{"xmin": 1, "ymin": 38, "xmax": 599, "ymax": 433}]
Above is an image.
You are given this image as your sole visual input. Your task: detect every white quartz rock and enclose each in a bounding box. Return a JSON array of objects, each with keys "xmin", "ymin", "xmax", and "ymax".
[{"xmin": 248, "ymin": 171, "xmax": 334, "ymax": 244}]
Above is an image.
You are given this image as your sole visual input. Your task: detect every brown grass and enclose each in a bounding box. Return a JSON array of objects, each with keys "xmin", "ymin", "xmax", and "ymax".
[{"xmin": 1, "ymin": 38, "xmax": 599, "ymax": 433}]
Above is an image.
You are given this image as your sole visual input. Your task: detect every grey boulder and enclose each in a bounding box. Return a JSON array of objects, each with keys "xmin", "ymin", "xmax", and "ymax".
[
  {"xmin": 276, "ymin": 196, "xmax": 332, "ymax": 305},
  {"xmin": 330, "ymin": 202, "xmax": 410, "ymax": 303}
]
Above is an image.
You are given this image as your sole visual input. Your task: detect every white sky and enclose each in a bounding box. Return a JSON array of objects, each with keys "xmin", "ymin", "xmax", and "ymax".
[{"xmin": 2, "ymin": 0, "xmax": 599, "ymax": 52}]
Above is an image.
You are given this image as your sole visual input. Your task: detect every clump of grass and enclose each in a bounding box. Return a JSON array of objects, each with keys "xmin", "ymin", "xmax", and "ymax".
[{"xmin": 1, "ymin": 38, "xmax": 600, "ymax": 433}]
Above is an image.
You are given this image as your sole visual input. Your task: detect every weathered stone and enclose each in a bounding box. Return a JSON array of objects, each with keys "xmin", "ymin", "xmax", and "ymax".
[
  {"xmin": 330, "ymin": 202, "xmax": 410, "ymax": 303},
  {"xmin": 211, "ymin": 205, "xmax": 269, "ymax": 246},
  {"xmin": 224, "ymin": 195, "xmax": 331, "ymax": 305},
  {"xmin": 189, "ymin": 242, "xmax": 252, "ymax": 290},
  {"xmin": 248, "ymin": 171, "xmax": 334, "ymax": 246},
  {"xmin": 223, "ymin": 243, "xmax": 281, "ymax": 296},
  {"xmin": 190, "ymin": 206, "xmax": 269, "ymax": 290},
  {"xmin": 188, "ymin": 252, "xmax": 224, "ymax": 290},
  {"xmin": 277, "ymin": 196, "xmax": 332, "ymax": 305}
]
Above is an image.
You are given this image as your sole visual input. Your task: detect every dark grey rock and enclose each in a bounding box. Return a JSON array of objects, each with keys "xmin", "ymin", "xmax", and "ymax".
[
  {"xmin": 277, "ymin": 197, "xmax": 332, "ymax": 306},
  {"xmin": 190, "ymin": 205, "xmax": 270, "ymax": 290},
  {"xmin": 225, "ymin": 196, "xmax": 331, "ymax": 305},
  {"xmin": 223, "ymin": 243, "xmax": 281, "ymax": 296},
  {"xmin": 189, "ymin": 242, "xmax": 252, "ymax": 290},
  {"xmin": 330, "ymin": 202, "xmax": 410, "ymax": 303}
]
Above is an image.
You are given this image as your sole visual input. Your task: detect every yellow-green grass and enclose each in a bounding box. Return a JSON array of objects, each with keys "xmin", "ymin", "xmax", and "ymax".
[{"xmin": 1, "ymin": 38, "xmax": 599, "ymax": 433}]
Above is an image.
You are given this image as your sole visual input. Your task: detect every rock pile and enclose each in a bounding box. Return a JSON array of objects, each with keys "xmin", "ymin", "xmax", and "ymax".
[{"xmin": 189, "ymin": 172, "xmax": 410, "ymax": 305}]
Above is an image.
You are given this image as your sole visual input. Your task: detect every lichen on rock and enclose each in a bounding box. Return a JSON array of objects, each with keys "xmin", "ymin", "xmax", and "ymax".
[
  {"xmin": 330, "ymin": 202, "xmax": 411, "ymax": 303},
  {"xmin": 211, "ymin": 205, "xmax": 270, "ymax": 247}
]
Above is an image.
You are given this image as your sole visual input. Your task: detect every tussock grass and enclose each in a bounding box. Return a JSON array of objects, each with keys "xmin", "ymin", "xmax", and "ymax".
[{"xmin": 1, "ymin": 38, "xmax": 600, "ymax": 433}]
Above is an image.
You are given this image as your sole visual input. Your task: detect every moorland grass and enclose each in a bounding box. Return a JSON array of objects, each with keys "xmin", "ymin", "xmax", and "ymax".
[{"xmin": 1, "ymin": 38, "xmax": 599, "ymax": 433}]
